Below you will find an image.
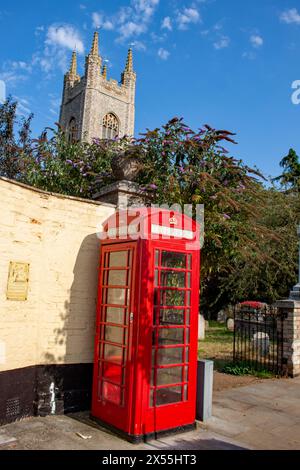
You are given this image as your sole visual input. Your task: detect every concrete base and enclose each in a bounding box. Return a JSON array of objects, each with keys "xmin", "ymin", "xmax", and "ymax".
[{"xmin": 196, "ymin": 360, "xmax": 214, "ymax": 422}]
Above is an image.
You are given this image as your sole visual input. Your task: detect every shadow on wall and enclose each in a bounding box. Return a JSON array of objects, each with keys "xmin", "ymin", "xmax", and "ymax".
[{"xmin": 36, "ymin": 233, "xmax": 100, "ymax": 417}]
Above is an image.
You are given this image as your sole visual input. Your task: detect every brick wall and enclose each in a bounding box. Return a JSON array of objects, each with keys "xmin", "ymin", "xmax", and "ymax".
[{"xmin": 276, "ymin": 299, "xmax": 300, "ymax": 377}]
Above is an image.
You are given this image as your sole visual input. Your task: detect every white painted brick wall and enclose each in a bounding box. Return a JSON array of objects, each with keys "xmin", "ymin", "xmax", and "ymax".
[{"xmin": 0, "ymin": 178, "xmax": 115, "ymax": 373}]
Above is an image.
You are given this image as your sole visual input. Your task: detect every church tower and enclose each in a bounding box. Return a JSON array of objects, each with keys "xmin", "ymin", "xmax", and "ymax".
[{"xmin": 59, "ymin": 32, "xmax": 136, "ymax": 143}]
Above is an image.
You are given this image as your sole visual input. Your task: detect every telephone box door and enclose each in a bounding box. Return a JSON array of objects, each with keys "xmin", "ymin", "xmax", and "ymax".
[
  {"xmin": 92, "ymin": 242, "xmax": 137, "ymax": 434},
  {"xmin": 145, "ymin": 246, "xmax": 199, "ymax": 433}
]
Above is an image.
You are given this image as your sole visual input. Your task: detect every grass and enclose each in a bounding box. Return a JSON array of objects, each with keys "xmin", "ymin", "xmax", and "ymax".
[
  {"xmin": 223, "ymin": 361, "xmax": 275, "ymax": 379},
  {"xmin": 198, "ymin": 321, "xmax": 275, "ymax": 378},
  {"xmin": 198, "ymin": 321, "xmax": 234, "ymax": 371}
]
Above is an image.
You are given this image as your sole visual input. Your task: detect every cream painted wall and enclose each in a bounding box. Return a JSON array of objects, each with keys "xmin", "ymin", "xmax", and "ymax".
[{"xmin": 0, "ymin": 178, "xmax": 115, "ymax": 373}]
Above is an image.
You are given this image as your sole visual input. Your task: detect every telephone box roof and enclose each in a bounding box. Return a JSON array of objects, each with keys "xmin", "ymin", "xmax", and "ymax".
[{"xmin": 102, "ymin": 208, "xmax": 201, "ymax": 244}]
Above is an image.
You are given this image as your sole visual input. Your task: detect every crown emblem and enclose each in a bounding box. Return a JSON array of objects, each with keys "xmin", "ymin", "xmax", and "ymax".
[{"xmin": 169, "ymin": 217, "xmax": 178, "ymax": 226}]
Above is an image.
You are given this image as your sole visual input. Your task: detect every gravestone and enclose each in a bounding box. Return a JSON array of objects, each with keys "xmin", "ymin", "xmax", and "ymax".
[
  {"xmin": 198, "ymin": 315, "xmax": 205, "ymax": 340},
  {"xmin": 252, "ymin": 332, "xmax": 270, "ymax": 357},
  {"xmin": 217, "ymin": 310, "xmax": 227, "ymax": 324},
  {"xmin": 227, "ymin": 318, "xmax": 234, "ymax": 332}
]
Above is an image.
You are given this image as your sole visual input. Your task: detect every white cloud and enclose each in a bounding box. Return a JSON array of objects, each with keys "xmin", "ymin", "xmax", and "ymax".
[
  {"xmin": 0, "ymin": 79, "xmax": 6, "ymax": 103},
  {"xmin": 0, "ymin": 60, "xmax": 32, "ymax": 86},
  {"xmin": 132, "ymin": 0, "xmax": 159, "ymax": 20},
  {"xmin": 92, "ymin": 0, "xmax": 160, "ymax": 44},
  {"xmin": 177, "ymin": 7, "xmax": 201, "ymax": 30},
  {"xmin": 46, "ymin": 25, "xmax": 84, "ymax": 54},
  {"xmin": 130, "ymin": 40, "xmax": 146, "ymax": 51},
  {"xmin": 158, "ymin": 47, "xmax": 170, "ymax": 60},
  {"xmin": 280, "ymin": 8, "xmax": 300, "ymax": 25},
  {"xmin": 118, "ymin": 21, "xmax": 146, "ymax": 40},
  {"xmin": 11, "ymin": 61, "xmax": 32, "ymax": 73},
  {"xmin": 30, "ymin": 24, "xmax": 86, "ymax": 76},
  {"xmin": 16, "ymin": 100, "xmax": 32, "ymax": 116},
  {"xmin": 92, "ymin": 12, "xmax": 114, "ymax": 30},
  {"xmin": 214, "ymin": 35, "xmax": 230, "ymax": 50},
  {"xmin": 161, "ymin": 16, "xmax": 172, "ymax": 31},
  {"xmin": 250, "ymin": 35, "xmax": 263, "ymax": 48},
  {"xmin": 35, "ymin": 25, "xmax": 45, "ymax": 36},
  {"xmin": 242, "ymin": 51, "xmax": 256, "ymax": 60},
  {"xmin": 0, "ymin": 71, "xmax": 27, "ymax": 85}
]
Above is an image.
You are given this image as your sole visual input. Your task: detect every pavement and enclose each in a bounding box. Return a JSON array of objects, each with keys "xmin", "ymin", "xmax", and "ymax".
[{"xmin": 0, "ymin": 376, "xmax": 299, "ymax": 451}]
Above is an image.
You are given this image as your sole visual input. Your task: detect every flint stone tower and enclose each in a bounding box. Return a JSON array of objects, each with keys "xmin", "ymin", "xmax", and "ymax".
[{"xmin": 59, "ymin": 32, "xmax": 136, "ymax": 143}]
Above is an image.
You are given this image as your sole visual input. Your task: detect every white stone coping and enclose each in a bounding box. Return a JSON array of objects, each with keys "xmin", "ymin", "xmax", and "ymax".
[{"xmin": 0, "ymin": 177, "xmax": 116, "ymax": 208}]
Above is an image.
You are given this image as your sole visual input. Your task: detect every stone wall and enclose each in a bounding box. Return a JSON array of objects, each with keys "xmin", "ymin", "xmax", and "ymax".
[{"xmin": 0, "ymin": 178, "xmax": 115, "ymax": 423}]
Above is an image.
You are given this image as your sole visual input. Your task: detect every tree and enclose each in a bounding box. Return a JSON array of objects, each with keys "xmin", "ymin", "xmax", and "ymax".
[
  {"xmin": 0, "ymin": 96, "xmax": 33, "ymax": 179},
  {"xmin": 133, "ymin": 118, "xmax": 299, "ymax": 315},
  {"xmin": 1, "ymin": 99, "xmax": 298, "ymax": 316},
  {"xmin": 273, "ymin": 148, "xmax": 300, "ymax": 192}
]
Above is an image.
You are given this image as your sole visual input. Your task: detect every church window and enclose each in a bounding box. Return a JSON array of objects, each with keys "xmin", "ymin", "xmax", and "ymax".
[
  {"xmin": 102, "ymin": 113, "xmax": 119, "ymax": 140},
  {"xmin": 68, "ymin": 118, "xmax": 78, "ymax": 143}
]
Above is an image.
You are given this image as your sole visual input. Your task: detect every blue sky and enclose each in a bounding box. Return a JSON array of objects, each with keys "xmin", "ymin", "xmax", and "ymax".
[{"xmin": 0, "ymin": 0, "xmax": 300, "ymax": 179}]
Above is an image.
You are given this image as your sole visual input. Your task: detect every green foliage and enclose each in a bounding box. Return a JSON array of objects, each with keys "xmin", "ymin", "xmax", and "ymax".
[
  {"xmin": 0, "ymin": 98, "xmax": 299, "ymax": 316},
  {"xmin": 0, "ymin": 96, "xmax": 33, "ymax": 179},
  {"xmin": 134, "ymin": 119, "xmax": 299, "ymax": 314},
  {"xmin": 223, "ymin": 362, "xmax": 274, "ymax": 378},
  {"xmin": 273, "ymin": 148, "xmax": 300, "ymax": 192},
  {"xmin": 24, "ymin": 128, "xmax": 116, "ymax": 198}
]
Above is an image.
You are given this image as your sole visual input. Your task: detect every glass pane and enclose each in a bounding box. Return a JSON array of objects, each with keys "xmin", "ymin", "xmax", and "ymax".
[
  {"xmin": 104, "ymin": 344, "xmax": 124, "ymax": 364},
  {"xmin": 160, "ymin": 309, "xmax": 185, "ymax": 325},
  {"xmin": 156, "ymin": 386, "xmax": 182, "ymax": 406},
  {"xmin": 154, "ymin": 270, "xmax": 159, "ymax": 287},
  {"xmin": 186, "ymin": 310, "xmax": 190, "ymax": 325},
  {"xmin": 185, "ymin": 329, "xmax": 190, "ymax": 344},
  {"xmin": 187, "ymin": 255, "xmax": 192, "ymax": 270},
  {"xmin": 102, "ymin": 381, "xmax": 121, "ymax": 405},
  {"xmin": 155, "ymin": 250, "xmax": 160, "ymax": 266},
  {"xmin": 185, "ymin": 348, "xmax": 189, "ymax": 363},
  {"xmin": 160, "ymin": 290, "xmax": 185, "ymax": 306},
  {"xmin": 186, "ymin": 291, "xmax": 191, "ymax": 306},
  {"xmin": 187, "ymin": 272, "xmax": 191, "ymax": 288},
  {"xmin": 151, "ymin": 368, "xmax": 155, "ymax": 386},
  {"xmin": 149, "ymin": 389, "xmax": 154, "ymax": 407},
  {"xmin": 107, "ymin": 270, "xmax": 127, "ymax": 286},
  {"xmin": 184, "ymin": 385, "xmax": 188, "ymax": 401},
  {"xmin": 102, "ymin": 362, "xmax": 123, "ymax": 385},
  {"xmin": 109, "ymin": 251, "xmax": 128, "ymax": 267},
  {"xmin": 161, "ymin": 252, "xmax": 186, "ymax": 269},
  {"xmin": 105, "ymin": 326, "xmax": 124, "ymax": 344},
  {"xmin": 160, "ymin": 271, "xmax": 186, "ymax": 288},
  {"xmin": 106, "ymin": 307, "xmax": 125, "ymax": 325},
  {"xmin": 157, "ymin": 347, "xmax": 184, "ymax": 365},
  {"xmin": 184, "ymin": 366, "xmax": 189, "ymax": 382},
  {"xmin": 107, "ymin": 288, "xmax": 126, "ymax": 306},
  {"xmin": 158, "ymin": 328, "xmax": 185, "ymax": 345},
  {"xmin": 156, "ymin": 367, "xmax": 183, "ymax": 386}
]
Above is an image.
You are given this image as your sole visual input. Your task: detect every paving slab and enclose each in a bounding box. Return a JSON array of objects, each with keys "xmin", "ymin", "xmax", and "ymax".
[
  {"xmin": 0, "ymin": 377, "xmax": 299, "ymax": 451},
  {"xmin": 0, "ymin": 414, "xmax": 249, "ymax": 451},
  {"xmin": 207, "ymin": 376, "xmax": 300, "ymax": 450}
]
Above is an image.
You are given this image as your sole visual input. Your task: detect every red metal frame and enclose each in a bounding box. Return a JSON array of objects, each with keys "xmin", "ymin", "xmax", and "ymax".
[{"xmin": 91, "ymin": 209, "xmax": 200, "ymax": 440}]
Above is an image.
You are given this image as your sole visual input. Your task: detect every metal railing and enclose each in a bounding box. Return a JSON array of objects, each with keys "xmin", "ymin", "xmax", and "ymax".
[{"xmin": 233, "ymin": 305, "xmax": 286, "ymax": 376}]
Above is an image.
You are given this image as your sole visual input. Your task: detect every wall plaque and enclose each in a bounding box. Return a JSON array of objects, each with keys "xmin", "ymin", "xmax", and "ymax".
[{"xmin": 6, "ymin": 262, "xmax": 30, "ymax": 301}]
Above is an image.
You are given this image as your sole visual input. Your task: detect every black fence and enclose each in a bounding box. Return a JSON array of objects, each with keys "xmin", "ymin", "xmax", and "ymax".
[{"xmin": 233, "ymin": 305, "xmax": 287, "ymax": 376}]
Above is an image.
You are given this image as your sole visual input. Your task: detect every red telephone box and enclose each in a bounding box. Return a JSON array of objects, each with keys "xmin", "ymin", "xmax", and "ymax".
[{"xmin": 91, "ymin": 208, "xmax": 201, "ymax": 442}]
